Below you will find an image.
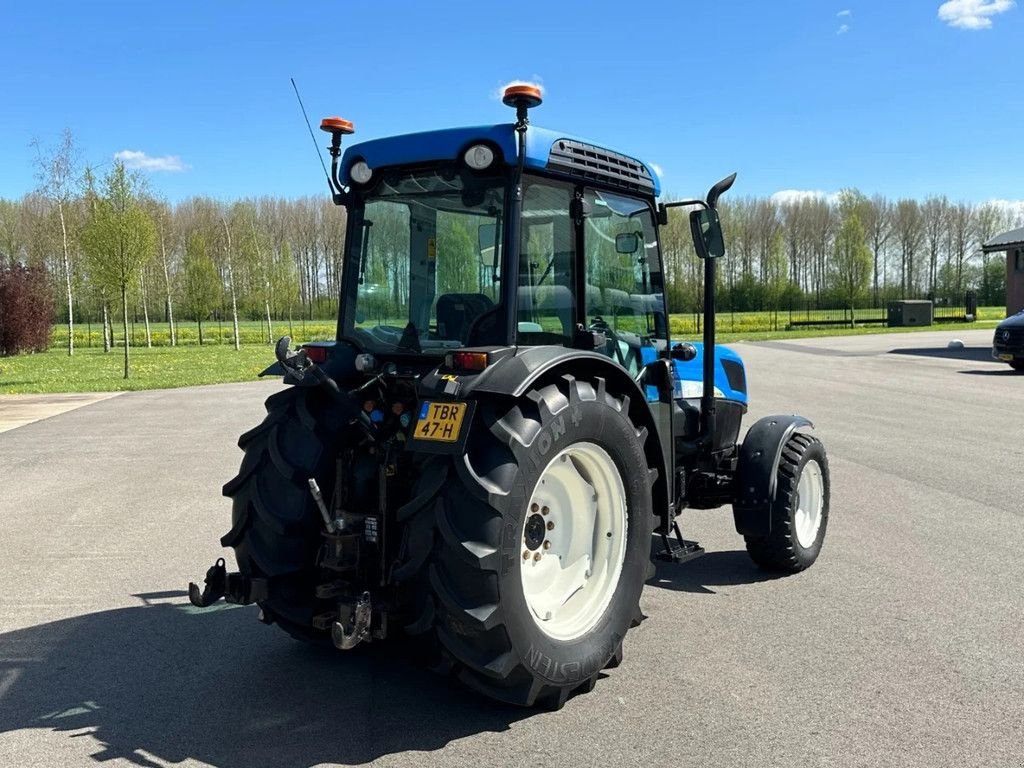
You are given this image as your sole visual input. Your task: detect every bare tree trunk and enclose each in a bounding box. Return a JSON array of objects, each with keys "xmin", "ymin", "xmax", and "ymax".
[
  {"xmin": 102, "ymin": 302, "xmax": 112, "ymax": 353},
  {"xmin": 158, "ymin": 223, "xmax": 176, "ymax": 346},
  {"xmin": 58, "ymin": 199, "xmax": 74, "ymax": 356},
  {"xmin": 221, "ymin": 217, "xmax": 241, "ymax": 351},
  {"xmin": 121, "ymin": 282, "xmax": 130, "ymax": 378},
  {"xmin": 250, "ymin": 219, "xmax": 274, "ymax": 344},
  {"xmin": 140, "ymin": 272, "xmax": 152, "ymax": 348}
]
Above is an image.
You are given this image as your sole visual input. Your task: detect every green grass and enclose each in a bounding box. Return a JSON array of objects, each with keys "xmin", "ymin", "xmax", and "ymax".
[
  {"xmin": 0, "ymin": 309, "xmax": 1005, "ymax": 395},
  {"xmin": 0, "ymin": 345, "xmax": 279, "ymax": 394}
]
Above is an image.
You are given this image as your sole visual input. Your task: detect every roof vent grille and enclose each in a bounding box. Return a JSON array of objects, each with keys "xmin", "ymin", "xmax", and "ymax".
[{"xmin": 546, "ymin": 139, "xmax": 655, "ymax": 194}]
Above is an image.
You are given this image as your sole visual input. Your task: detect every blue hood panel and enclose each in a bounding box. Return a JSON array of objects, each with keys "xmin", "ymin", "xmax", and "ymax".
[{"xmin": 672, "ymin": 343, "xmax": 748, "ymax": 404}]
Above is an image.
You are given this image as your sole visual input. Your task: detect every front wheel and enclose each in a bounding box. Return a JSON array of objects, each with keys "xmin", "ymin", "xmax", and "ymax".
[{"xmin": 744, "ymin": 433, "xmax": 830, "ymax": 572}]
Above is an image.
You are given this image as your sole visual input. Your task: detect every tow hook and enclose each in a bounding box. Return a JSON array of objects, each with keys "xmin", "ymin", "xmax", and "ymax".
[
  {"xmin": 188, "ymin": 558, "xmax": 227, "ymax": 607},
  {"xmin": 188, "ymin": 557, "xmax": 268, "ymax": 607},
  {"xmin": 332, "ymin": 591, "xmax": 372, "ymax": 650}
]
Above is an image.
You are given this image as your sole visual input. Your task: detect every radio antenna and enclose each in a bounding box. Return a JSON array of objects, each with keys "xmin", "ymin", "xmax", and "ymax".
[{"xmin": 290, "ymin": 77, "xmax": 332, "ymax": 186}]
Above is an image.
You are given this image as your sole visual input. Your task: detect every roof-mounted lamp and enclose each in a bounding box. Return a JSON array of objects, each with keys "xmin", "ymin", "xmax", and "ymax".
[
  {"xmin": 320, "ymin": 116, "xmax": 355, "ymax": 204},
  {"xmin": 502, "ymin": 83, "xmax": 543, "ymax": 177}
]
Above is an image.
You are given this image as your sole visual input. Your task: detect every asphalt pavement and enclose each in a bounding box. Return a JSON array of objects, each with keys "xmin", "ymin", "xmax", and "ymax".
[{"xmin": 0, "ymin": 328, "xmax": 1021, "ymax": 768}]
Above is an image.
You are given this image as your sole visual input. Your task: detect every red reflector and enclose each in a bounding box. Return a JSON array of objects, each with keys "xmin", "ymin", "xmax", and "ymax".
[
  {"xmin": 303, "ymin": 345, "xmax": 328, "ymax": 364},
  {"xmin": 447, "ymin": 351, "xmax": 488, "ymax": 371}
]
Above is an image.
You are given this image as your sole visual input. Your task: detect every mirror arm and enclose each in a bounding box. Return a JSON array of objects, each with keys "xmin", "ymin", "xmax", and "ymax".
[{"xmin": 657, "ymin": 199, "xmax": 708, "ymax": 226}]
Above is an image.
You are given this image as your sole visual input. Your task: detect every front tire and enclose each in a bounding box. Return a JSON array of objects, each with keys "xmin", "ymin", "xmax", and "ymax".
[
  {"xmin": 744, "ymin": 433, "xmax": 829, "ymax": 572},
  {"xmin": 402, "ymin": 374, "xmax": 656, "ymax": 708}
]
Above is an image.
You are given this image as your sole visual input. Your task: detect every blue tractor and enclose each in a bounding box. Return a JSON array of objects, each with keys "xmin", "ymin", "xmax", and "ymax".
[{"xmin": 191, "ymin": 85, "xmax": 830, "ymax": 708}]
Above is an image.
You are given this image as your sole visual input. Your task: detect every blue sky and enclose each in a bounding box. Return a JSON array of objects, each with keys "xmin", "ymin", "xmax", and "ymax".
[{"xmin": 2, "ymin": 1, "xmax": 1021, "ymax": 207}]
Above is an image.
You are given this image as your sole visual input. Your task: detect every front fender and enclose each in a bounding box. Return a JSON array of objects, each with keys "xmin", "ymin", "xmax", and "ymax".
[{"xmin": 732, "ymin": 414, "xmax": 814, "ymax": 537}]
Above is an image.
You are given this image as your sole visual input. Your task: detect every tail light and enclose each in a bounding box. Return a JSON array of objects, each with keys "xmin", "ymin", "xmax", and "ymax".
[
  {"xmin": 302, "ymin": 345, "xmax": 329, "ymax": 364},
  {"xmin": 445, "ymin": 351, "xmax": 488, "ymax": 371}
]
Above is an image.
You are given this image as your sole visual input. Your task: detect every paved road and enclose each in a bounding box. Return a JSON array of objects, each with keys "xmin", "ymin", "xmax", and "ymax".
[{"xmin": 0, "ymin": 329, "xmax": 1021, "ymax": 768}]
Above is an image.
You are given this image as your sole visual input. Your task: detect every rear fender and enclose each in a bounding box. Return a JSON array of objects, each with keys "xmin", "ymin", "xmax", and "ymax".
[
  {"xmin": 732, "ymin": 415, "xmax": 814, "ymax": 537},
  {"xmin": 469, "ymin": 348, "xmax": 671, "ymax": 531}
]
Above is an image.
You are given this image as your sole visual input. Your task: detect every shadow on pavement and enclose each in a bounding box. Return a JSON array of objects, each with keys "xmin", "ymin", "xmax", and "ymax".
[
  {"xmin": 958, "ymin": 368, "xmax": 1022, "ymax": 376},
  {"xmin": 0, "ymin": 591, "xmax": 528, "ymax": 768},
  {"xmin": 888, "ymin": 345, "xmax": 995, "ymax": 362},
  {"xmin": 647, "ymin": 549, "xmax": 779, "ymax": 595}
]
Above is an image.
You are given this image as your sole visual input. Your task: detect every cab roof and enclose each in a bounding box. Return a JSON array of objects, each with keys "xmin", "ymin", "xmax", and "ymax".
[{"xmin": 339, "ymin": 123, "xmax": 661, "ymax": 197}]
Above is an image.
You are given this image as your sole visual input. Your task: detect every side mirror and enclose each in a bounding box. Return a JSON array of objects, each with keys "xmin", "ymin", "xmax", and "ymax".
[
  {"xmin": 615, "ymin": 232, "xmax": 640, "ymax": 254},
  {"xmin": 689, "ymin": 208, "xmax": 726, "ymax": 260},
  {"xmin": 671, "ymin": 342, "xmax": 697, "ymax": 361}
]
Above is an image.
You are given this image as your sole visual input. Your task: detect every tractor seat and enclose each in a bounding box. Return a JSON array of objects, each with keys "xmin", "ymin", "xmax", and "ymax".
[{"xmin": 436, "ymin": 293, "xmax": 494, "ymax": 343}]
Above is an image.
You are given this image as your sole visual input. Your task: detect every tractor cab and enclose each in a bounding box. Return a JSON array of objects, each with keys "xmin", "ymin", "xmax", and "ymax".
[{"xmin": 333, "ymin": 125, "xmax": 665, "ymax": 364}]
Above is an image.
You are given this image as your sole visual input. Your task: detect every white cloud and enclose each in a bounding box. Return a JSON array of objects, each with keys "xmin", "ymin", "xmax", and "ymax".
[
  {"xmin": 492, "ymin": 77, "xmax": 546, "ymax": 101},
  {"xmin": 836, "ymin": 22, "xmax": 850, "ymax": 33},
  {"xmin": 837, "ymin": 8, "xmax": 852, "ymax": 16},
  {"xmin": 938, "ymin": 0, "xmax": 1016, "ymax": 29},
  {"xmin": 771, "ymin": 189, "xmax": 841, "ymax": 205},
  {"xmin": 650, "ymin": 163, "xmax": 665, "ymax": 180},
  {"xmin": 113, "ymin": 149, "xmax": 188, "ymax": 172},
  {"xmin": 986, "ymin": 199, "xmax": 1024, "ymax": 224}
]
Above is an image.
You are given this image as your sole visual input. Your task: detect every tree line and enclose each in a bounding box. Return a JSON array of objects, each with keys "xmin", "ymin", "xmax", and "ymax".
[
  {"xmin": 2, "ymin": 131, "xmax": 1021, "ymax": 371},
  {"xmin": 663, "ymin": 191, "xmax": 1021, "ymax": 316},
  {"xmin": 0, "ymin": 131, "xmax": 349, "ymax": 374}
]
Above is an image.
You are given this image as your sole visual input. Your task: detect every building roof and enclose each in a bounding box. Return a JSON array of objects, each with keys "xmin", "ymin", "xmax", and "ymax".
[{"xmin": 982, "ymin": 226, "xmax": 1024, "ymax": 253}]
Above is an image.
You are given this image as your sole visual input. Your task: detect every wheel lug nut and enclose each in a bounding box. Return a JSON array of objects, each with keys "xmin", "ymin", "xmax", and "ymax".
[
  {"xmin": 543, "ymin": 541, "xmax": 551, "ymax": 550},
  {"xmin": 546, "ymin": 521, "xmax": 554, "ymax": 531},
  {"xmin": 533, "ymin": 552, "xmax": 542, "ymax": 562},
  {"xmin": 530, "ymin": 502, "xmax": 539, "ymax": 513},
  {"xmin": 523, "ymin": 551, "xmax": 530, "ymax": 560},
  {"xmin": 541, "ymin": 505, "xmax": 549, "ymax": 515}
]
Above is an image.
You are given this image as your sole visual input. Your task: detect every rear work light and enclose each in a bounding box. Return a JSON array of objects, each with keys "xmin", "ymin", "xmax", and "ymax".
[
  {"xmin": 445, "ymin": 351, "xmax": 488, "ymax": 371},
  {"xmin": 302, "ymin": 345, "xmax": 329, "ymax": 364}
]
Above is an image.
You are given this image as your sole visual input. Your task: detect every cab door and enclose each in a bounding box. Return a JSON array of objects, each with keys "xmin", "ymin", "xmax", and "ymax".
[{"xmin": 581, "ymin": 188, "xmax": 674, "ymax": 477}]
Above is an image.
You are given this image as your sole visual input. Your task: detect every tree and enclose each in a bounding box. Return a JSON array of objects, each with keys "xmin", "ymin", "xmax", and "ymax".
[
  {"xmin": 148, "ymin": 198, "xmax": 178, "ymax": 345},
  {"xmin": 220, "ymin": 206, "xmax": 242, "ymax": 351},
  {"xmin": 921, "ymin": 196, "xmax": 949, "ymax": 296},
  {"xmin": 81, "ymin": 161, "xmax": 156, "ymax": 378},
  {"xmin": 861, "ymin": 195, "xmax": 892, "ymax": 305},
  {"xmin": 893, "ymin": 200, "xmax": 924, "ymax": 296},
  {"xmin": 32, "ymin": 129, "xmax": 79, "ymax": 356},
  {"xmin": 0, "ymin": 263, "xmax": 53, "ymax": 356},
  {"xmin": 181, "ymin": 232, "xmax": 221, "ymax": 345},
  {"xmin": 832, "ymin": 203, "xmax": 873, "ymax": 316}
]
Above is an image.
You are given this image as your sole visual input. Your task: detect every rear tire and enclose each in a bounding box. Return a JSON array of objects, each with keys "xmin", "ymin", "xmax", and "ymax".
[
  {"xmin": 398, "ymin": 374, "xmax": 656, "ymax": 708},
  {"xmin": 1010, "ymin": 360, "xmax": 1024, "ymax": 372},
  {"xmin": 220, "ymin": 387, "xmax": 337, "ymax": 642},
  {"xmin": 744, "ymin": 433, "xmax": 829, "ymax": 572}
]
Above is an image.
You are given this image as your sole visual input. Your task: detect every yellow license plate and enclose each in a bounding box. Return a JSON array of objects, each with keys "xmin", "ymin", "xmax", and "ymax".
[
  {"xmin": 414, "ymin": 401, "xmax": 466, "ymax": 443},
  {"xmin": 998, "ymin": 353, "xmax": 1013, "ymax": 361}
]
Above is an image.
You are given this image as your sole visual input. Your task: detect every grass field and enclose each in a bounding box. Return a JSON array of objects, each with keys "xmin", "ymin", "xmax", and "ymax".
[{"xmin": 0, "ymin": 310, "xmax": 1004, "ymax": 395}]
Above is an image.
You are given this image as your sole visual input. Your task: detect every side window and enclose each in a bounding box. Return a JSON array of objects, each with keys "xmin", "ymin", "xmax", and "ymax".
[
  {"xmin": 583, "ymin": 189, "xmax": 666, "ymax": 375},
  {"xmin": 518, "ymin": 180, "xmax": 576, "ymax": 345}
]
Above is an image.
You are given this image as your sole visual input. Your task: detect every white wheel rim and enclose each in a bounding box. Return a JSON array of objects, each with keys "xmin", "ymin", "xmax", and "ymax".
[
  {"xmin": 794, "ymin": 459, "xmax": 824, "ymax": 549},
  {"xmin": 519, "ymin": 442, "xmax": 628, "ymax": 641}
]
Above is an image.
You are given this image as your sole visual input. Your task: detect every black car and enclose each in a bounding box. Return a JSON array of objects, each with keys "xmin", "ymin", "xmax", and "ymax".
[{"xmin": 993, "ymin": 310, "xmax": 1024, "ymax": 371}]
